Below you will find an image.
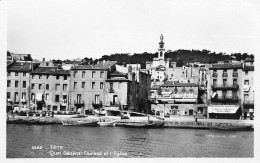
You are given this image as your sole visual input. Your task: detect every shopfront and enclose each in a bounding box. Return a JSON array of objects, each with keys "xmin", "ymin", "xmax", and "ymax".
[{"xmin": 208, "ymin": 105, "xmax": 242, "ymax": 119}]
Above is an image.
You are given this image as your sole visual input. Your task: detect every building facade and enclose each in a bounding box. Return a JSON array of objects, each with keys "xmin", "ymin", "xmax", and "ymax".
[{"xmin": 7, "ymin": 62, "xmax": 39, "ymax": 111}]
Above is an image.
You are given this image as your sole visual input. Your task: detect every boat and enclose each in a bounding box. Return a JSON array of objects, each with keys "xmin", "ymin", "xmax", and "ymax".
[
  {"xmin": 97, "ymin": 121, "xmax": 116, "ymax": 127},
  {"xmin": 97, "ymin": 117, "xmax": 116, "ymax": 127},
  {"xmin": 62, "ymin": 119, "xmax": 98, "ymax": 126}
]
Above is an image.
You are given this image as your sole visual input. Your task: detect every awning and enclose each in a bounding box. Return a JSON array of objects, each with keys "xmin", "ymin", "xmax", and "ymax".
[
  {"xmin": 36, "ymin": 93, "xmax": 43, "ymax": 101},
  {"xmin": 174, "ymin": 99, "xmax": 197, "ymax": 103},
  {"xmin": 208, "ymin": 106, "xmax": 239, "ymax": 114}
]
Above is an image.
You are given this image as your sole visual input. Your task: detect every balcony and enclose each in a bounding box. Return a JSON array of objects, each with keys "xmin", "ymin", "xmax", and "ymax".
[
  {"xmin": 212, "ymin": 73, "xmax": 218, "ymax": 77},
  {"xmin": 212, "ymin": 84, "xmax": 239, "ymax": 90},
  {"xmin": 211, "ymin": 96, "xmax": 239, "ymax": 103},
  {"xmin": 92, "ymin": 101, "xmax": 103, "ymax": 108},
  {"xmin": 222, "ymin": 72, "xmax": 228, "ymax": 77},
  {"xmin": 74, "ymin": 100, "xmax": 84, "ymax": 106},
  {"xmin": 243, "ymin": 100, "xmax": 254, "ymax": 106},
  {"xmin": 109, "ymin": 88, "xmax": 114, "ymax": 93},
  {"xmin": 109, "ymin": 101, "xmax": 121, "ymax": 107},
  {"xmin": 233, "ymin": 72, "xmax": 238, "ymax": 77}
]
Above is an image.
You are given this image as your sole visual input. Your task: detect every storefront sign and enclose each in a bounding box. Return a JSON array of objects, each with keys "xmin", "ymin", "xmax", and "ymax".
[{"xmin": 208, "ymin": 106, "xmax": 239, "ymax": 114}]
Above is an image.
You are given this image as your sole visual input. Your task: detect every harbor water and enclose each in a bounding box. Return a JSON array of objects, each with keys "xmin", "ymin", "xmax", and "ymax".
[{"xmin": 7, "ymin": 124, "xmax": 254, "ymax": 158}]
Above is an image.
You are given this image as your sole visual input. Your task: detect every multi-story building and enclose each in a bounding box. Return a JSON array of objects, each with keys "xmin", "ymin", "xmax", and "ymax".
[
  {"xmin": 7, "ymin": 62, "xmax": 39, "ymax": 111},
  {"xmin": 30, "ymin": 67, "xmax": 71, "ymax": 111},
  {"xmin": 241, "ymin": 59, "xmax": 254, "ymax": 118},
  {"xmin": 70, "ymin": 61, "xmax": 117, "ymax": 114},
  {"xmin": 151, "ymin": 82, "xmax": 198, "ymax": 116},
  {"xmin": 207, "ymin": 63, "xmax": 243, "ymax": 119}
]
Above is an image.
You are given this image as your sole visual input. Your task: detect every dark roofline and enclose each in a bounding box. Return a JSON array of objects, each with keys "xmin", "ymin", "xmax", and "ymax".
[{"xmin": 209, "ymin": 64, "xmax": 243, "ymax": 70}]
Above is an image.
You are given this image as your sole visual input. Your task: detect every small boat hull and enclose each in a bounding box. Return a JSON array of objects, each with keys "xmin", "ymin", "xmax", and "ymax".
[
  {"xmin": 97, "ymin": 121, "xmax": 116, "ymax": 127},
  {"xmin": 62, "ymin": 120, "xmax": 98, "ymax": 126}
]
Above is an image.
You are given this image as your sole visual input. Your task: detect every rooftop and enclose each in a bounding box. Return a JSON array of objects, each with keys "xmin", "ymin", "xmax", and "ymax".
[
  {"xmin": 30, "ymin": 67, "xmax": 70, "ymax": 75},
  {"xmin": 7, "ymin": 62, "xmax": 38, "ymax": 72},
  {"xmin": 209, "ymin": 63, "xmax": 243, "ymax": 70}
]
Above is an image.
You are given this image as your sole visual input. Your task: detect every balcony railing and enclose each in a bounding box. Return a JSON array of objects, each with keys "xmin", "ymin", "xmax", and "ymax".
[
  {"xmin": 212, "ymin": 84, "xmax": 239, "ymax": 90},
  {"xmin": 92, "ymin": 101, "xmax": 103, "ymax": 108},
  {"xmin": 243, "ymin": 100, "xmax": 254, "ymax": 106},
  {"xmin": 211, "ymin": 96, "xmax": 239, "ymax": 103},
  {"xmin": 213, "ymin": 73, "xmax": 218, "ymax": 77},
  {"xmin": 156, "ymin": 93, "xmax": 198, "ymax": 99},
  {"xmin": 110, "ymin": 101, "xmax": 121, "ymax": 106},
  {"xmin": 109, "ymin": 88, "xmax": 114, "ymax": 93},
  {"xmin": 74, "ymin": 100, "xmax": 84, "ymax": 105},
  {"xmin": 233, "ymin": 72, "xmax": 238, "ymax": 77},
  {"xmin": 223, "ymin": 72, "xmax": 228, "ymax": 77}
]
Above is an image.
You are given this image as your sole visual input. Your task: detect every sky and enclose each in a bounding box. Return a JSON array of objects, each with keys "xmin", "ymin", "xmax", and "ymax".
[{"xmin": 7, "ymin": 0, "xmax": 258, "ymax": 61}]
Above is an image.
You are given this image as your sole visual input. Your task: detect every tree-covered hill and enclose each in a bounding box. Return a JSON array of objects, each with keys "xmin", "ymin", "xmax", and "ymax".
[{"xmin": 95, "ymin": 49, "xmax": 254, "ymax": 68}]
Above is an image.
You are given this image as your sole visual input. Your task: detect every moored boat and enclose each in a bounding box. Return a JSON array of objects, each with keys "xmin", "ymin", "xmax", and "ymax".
[
  {"xmin": 97, "ymin": 121, "xmax": 116, "ymax": 127},
  {"xmin": 62, "ymin": 119, "xmax": 98, "ymax": 126}
]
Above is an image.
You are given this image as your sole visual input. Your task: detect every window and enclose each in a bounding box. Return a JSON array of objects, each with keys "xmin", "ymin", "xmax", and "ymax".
[
  {"xmin": 64, "ymin": 76, "xmax": 67, "ymax": 80},
  {"xmin": 14, "ymin": 92, "xmax": 18, "ymax": 102},
  {"xmin": 223, "ymin": 79, "xmax": 227, "ymax": 87},
  {"xmin": 53, "ymin": 106, "xmax": 58, "ymax": 111},
  {"xmin": 31, "ymin": 84, "xmax": 35, "ymax": 89},
  {"xmin": 23, "ymin": 81, "xmax": 26, "ymax": 88},
  {"xmin": 245, "ymin": 71, "xmax": 248, "ymax": 75},
  {"xmin": 39, "ymin": 75, "xmax": 42, "ymax": 79},
  {"xmin": 100, "ymin": 82, "xmax": 103, "ymax": 89},
  {"xmin": 15, "ymin": 81, "xmax": 18, "ymax": 88},
  {"xmin": 92, "ymin": 71, "xmax": 95, "ymax": 78},
  {"xmin": 233, "ymin": 79, "xmax": 237, "ymax": 86},
  {"xmin": 46, "ymin": 62, "xmax": 49, "ymax": 66},
  {"xmin": 63, "ymin": 95, "xmax": 67, "ymax": 103},
  {"xmin": 63, "ymin": 84, "xmax": 67, "ymax": 91},
  {"xmin": 46, "ymin": 75, "xmax": 49, "ymax": 79},
  {"xmin": 22, "ymin": 92, "xmax": 26, "ymax": 99},
  {"xmin": 46, "ymin": 84, "xmax": 49, "ymax": 90},
  {"xmin": 92, "ymin": 82, "xmax": 95, "ymax": 89},
  {"xmin": 7, "ymin": 92, "xmax": 11, "ymax": 99},
  {"xmin": 56, "ymin": 76, "xmax": 59, "ymax": 80},
  {"xmin": 7, "ymin": 72, "xmax": 11, "ymax": 76},
  {"xmin": 77, "ymin": 94, "xmax": 81, "ymax": 103},
  {"xmin": 39, "ymin": 84, "xmax": 42, "ymax": 89},
  {"xmin": 55, "ymin": 95, "xmax": 59, "ymax": 102},
  {"xmin": 100, "ymin": 71, "xmax": 104, "ymax": 78},
  {"xmin": 15, "ymin": 72, "xmax": 18, "ymax": 76},
  {"xmin": 244, "ymin": 80, "xmax": 249, "ymax": 85},
  {"xmin": 82, "ymin": 71, "xmax": 85, "ymax": 78},
  {"xmin": 7, "ymin": 80, "xmax": 11, "ymax": 87},
  {"xmin": 82, "ymin": 82, "xmax": 85, "ymax": 88},
  {"xmin": 23, "ymin": 72, "xmax": 26, "ymax": 77},
  {"xmin": 55, "ymin": 84, "xmax": 60, "ymax": 91},
  {"xmin": 32, "ymin": 75, "xmax": 35, "ymax": 79},
  {"xmin": 46, "ymin": 94, "xmax": 49, "ymax": 100},
  {"xmin": 74, "ymin": 82, "xmax": 77, "ymax": 89},
  {"xmin": 95, "ymin": 95, "xmax": 100, "ymax": 104},
  {"xmin": 110, "ymin": 83, "xmax": 113, "ymax": 89},
  {"xmin": 31, "ymin": 93, "xmax": 35, "ymax": 101},
  {"xmin": 74, "ymin": 71, "xmax": 77, "ymax": 77}
]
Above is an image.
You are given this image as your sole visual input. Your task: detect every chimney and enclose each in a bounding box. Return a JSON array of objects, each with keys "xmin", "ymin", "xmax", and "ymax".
[{"xmin": 43, "ymin": 58, "xmax": 45, "ymax": 62}]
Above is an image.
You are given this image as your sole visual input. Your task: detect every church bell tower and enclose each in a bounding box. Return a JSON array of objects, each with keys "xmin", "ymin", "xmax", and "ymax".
[{"xmin": 158, "ymin": 34, "xmax": 165, "ymax": 60}]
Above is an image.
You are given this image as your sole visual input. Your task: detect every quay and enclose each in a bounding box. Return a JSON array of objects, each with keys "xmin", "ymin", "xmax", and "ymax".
[{"xmin": 7, "ymin": 114, "xmax": 254, "ymax": 130}]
